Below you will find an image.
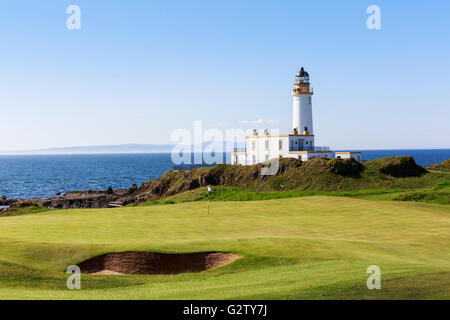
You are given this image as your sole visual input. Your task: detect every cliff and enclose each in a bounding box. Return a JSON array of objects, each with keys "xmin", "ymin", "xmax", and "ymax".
[{"xmin": 3, "ymin": 156, "xmax": 438, "ymax": 211}]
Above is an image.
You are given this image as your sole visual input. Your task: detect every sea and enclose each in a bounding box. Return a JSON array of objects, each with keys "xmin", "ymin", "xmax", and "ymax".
[{"xmin": 0, "ymin": 149, "xmax": 449, "ymax": 199}]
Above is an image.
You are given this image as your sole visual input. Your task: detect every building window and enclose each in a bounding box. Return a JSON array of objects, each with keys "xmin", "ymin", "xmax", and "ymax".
[
  {"xmin": 265, "ymin": 140, "xmax": 269, "ymax": 151},
  {"xmin": 252, "ymin": 141, "xmax": 256, "ymax": 150},
  {"xmin": 252, "ymin": 155, "xmax": 256, "ymax": 164},
  {"xmin": 234, "ymin": 156, "xmax": 238, "ymax": 163},
  {"xmin": 290, "ymin": 140, "xmax": 293, "ymax": 150},
  {"xmin": 279, "ymin": 140, "xmax": 283, "ymax": 150},
  {"xmin": 265, "ymin": 154, "xmax": 269, "ymax": 161}
]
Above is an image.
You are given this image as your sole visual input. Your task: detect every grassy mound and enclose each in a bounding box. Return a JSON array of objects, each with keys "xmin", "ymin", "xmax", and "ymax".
[
  {"xmin": 371, "ymin": 156, "xmax": 427, "ymax": 177},
  {"xmin": 128, "ymin": 156, "xmax": 450, "ymax": 206},
  {"xmin": 136, "ymin": 156, "xmax": 444, "ymax": 198},
  {"xmin": 1, "ymin": 204, "xmax": 51, "ymax": 217},
  {"xmin": 427, "ymin": 159, "xmax": 450, "ymax": 173},
  {"xmin": 301, "ymin": 157, "xmax": 364, "ymax": 177}
]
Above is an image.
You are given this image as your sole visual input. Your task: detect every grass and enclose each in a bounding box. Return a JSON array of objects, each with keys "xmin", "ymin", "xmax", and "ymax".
[
  {"xmin": 427, "ymin": 159, "xmax": 450, "ymax": 173},
  {"xmin": 138, "ymin": 157, "xmax": 450, "ymax": 206},
  {"xmin": 1, "ymin": 205, "xmax": 53, "ymax": 217},
  {"xmin": 141, "ymin": 178, "xmax": 450, "ymax": 205},
  {"xmin": 0, "ymin": 196, "xmax": 449, "ymax": 299},
  {"xmin": 142, "ymin": 187, "xmax": 401, "ymax": 204}
]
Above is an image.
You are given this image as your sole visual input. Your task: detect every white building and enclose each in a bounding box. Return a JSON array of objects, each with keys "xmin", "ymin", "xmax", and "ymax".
[
  {"xmin": 335, "ymin": 152, "xmax": 362, "ymax": 161},
  {"xmin": 231, "ymin": 67, "xmax": 361, "ymax": 165}
]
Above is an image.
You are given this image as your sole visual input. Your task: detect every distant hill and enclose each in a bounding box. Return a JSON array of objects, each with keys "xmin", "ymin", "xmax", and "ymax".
[
  {"xmin": 0, "ymin": 144, "xmax": 175, "ymax": 155},
  {"xmin": 0, "ymin": 142, "xmax": 242, "ymax": 155}
]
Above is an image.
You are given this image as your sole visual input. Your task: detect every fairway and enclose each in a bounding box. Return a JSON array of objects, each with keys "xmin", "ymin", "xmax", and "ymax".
[{"xmin": 0, "ymin": 196, "xmax": 449, "ymax": 299}]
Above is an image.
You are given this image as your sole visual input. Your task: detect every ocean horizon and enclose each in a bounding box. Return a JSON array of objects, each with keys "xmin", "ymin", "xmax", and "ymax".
[{"xmin": 0, "ymin": 149, "xmax": 449, "ymax": 199}]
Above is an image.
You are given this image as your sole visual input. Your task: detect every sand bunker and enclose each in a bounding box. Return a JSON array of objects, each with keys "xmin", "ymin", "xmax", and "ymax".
[{"xmin": 79, "ymin": 251, "xmax": 240, "ymax": 275}]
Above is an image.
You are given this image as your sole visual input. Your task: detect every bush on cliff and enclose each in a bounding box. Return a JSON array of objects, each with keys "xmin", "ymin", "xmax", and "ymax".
[{"xmin": 369, "ymin": 156, "xmax": 427, "ymax": 177}]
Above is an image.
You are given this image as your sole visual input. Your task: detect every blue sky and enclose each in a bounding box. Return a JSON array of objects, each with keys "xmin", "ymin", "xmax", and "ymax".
[{"xmin": 1, "ymin": 0, "xmax": 449, "ymax": 150}]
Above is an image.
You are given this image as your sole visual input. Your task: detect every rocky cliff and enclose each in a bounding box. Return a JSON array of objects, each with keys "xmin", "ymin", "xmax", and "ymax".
[{"xmin": 4, "ymin": 156, "xmax": 432, "ymax": 210}]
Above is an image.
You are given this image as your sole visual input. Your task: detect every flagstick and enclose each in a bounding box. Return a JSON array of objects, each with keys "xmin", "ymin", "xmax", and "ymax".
[{"xmin": 207, "ymin": 186, "xmax": 212, "ymax": 215}]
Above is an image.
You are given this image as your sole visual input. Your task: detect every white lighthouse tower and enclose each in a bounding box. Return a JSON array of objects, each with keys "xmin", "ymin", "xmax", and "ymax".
[{"xmin": 292, "ymin": 67, "xmax": 313, "ymax": 135}]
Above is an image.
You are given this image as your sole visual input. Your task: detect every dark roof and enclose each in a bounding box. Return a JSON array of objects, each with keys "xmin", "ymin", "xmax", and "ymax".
[{"xmin": 296, "ymin": 67, "xmax": 309, "ymax": 77}]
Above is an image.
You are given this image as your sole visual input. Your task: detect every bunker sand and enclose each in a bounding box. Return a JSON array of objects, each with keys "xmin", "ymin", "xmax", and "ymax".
[{"xmin": 79, "ymin": 251, "xmax": 241, "ymax": 275}]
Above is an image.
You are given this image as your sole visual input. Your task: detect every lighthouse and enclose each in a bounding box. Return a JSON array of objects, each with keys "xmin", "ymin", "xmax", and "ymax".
[
  {"xmin": 292, "ymin": 67, "xmax": 313, "ymax": 134},
  {"xmin": 230, "ymin": 67, "xmax": 362, "ymax": 165}
]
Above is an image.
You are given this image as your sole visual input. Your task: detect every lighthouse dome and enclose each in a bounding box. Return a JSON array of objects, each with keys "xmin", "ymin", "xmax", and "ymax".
[
  {"xmin": 295, "ymin": 67, "xmax": 310, "ymax": 84},
  {"xmin": 296, "ymin": 67, "xmax": 309, "ymax": 77}
]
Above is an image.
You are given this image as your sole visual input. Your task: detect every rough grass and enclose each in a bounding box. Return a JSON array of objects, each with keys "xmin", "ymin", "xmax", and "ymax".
[
  {"xmin": 134, "ymin": 156, "xmax": 450, "ymax": 206},
  {"xmin": 137, "ymin": 157, "xmax": 449, "ymax": 206},
  {"xmin": 140, "ymin": 178, "xmax": 450, "ymax": 206},
  {"xmin": 427, "ymin": 159, "xmax": 450, "ymax": 173},
  {"xmin": 1, "ymin": 205, "xmax": 53, "ymax": 217},
  {"xmin": 0, "ymin": 196, "xmax": 449, "ymax": 299},
  {"xmin": 142, "ymin": 187, "xmax": 402, "ymax": 204}
]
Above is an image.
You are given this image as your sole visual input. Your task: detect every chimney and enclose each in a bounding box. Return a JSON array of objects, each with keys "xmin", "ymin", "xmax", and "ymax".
[{"xmin": 303, "ymin": 126, "xmax": 309, "ymax": 135}]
